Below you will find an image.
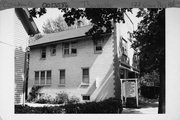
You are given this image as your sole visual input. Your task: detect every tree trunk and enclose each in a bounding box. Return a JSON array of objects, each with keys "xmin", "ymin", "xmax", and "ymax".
[{"xmin": 158, "ymin": 57, "xmax": 165, "ymax": 113}]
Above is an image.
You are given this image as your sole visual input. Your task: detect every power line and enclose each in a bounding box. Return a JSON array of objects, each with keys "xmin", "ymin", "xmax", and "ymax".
[{"xmin": 0, "ymin": 41, "xmax": 16, "ymax": 47}]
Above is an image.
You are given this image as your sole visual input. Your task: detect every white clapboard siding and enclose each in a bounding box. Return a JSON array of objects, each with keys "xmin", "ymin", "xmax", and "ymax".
[{"xmin": 14, "ymin": 10, "xmax": 28, "ymax": 105}]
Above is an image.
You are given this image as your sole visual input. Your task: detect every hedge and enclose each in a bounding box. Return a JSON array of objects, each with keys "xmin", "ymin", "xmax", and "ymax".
[{"xmin": 15, "ymin": 98, "xmax": 122, "ymax": 113}]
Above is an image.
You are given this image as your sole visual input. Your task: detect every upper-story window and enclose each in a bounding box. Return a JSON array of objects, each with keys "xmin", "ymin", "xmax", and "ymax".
[
  {"xmin": 62, "ymin": 41, "xmax": 77, "ymax": 56},
  {"xmin": 94, "ymin": 39, "xmax": 103, "ymax": 53},
  {"xmin": 50, "ymin": 45, "xmax": 56, "ymax": 56},
  {"xmin": 122, "ymin": 38, "xmax": 128, "ymax": 56},
  {"xmin": 41, "ymin": 47, "xmax": 46, "ymax": 59}
]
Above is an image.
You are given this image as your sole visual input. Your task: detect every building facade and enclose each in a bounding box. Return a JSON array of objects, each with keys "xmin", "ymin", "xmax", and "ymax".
[{"xmin": 28, "ymin": 13, "xmax": 139, "ymax": 102}]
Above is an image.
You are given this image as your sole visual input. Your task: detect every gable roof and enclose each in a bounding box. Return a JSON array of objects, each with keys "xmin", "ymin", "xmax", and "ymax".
[{"xmin": 29, "ymin": 25, "xmax": 92, "ymax": 47}]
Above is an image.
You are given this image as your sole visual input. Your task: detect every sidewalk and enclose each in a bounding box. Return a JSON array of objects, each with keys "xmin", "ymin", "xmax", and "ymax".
[{"xmin": 122, "ymin": 97, "xmax": 159, "ymax": 114}]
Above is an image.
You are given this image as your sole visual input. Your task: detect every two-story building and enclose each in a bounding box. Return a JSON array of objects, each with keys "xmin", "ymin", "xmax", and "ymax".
[{"xmin": 28, "ymin": 13, "xmax": 139, "ymax": 102}]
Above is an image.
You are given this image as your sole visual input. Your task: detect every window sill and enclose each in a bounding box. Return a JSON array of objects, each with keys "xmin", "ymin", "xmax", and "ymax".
[
  {"xmin": 50, "ymin": 54, "xmax": 56, "ymax": 56},
  {"xmin": 58, "ymin": 84, "xmax": 66, "ymax": 87},
  {"xmin": 80, "ymin": 83, "xmax": 89, "ymax": 88},
  {"xmin": 40, "ymin": 58, "xmax": 46, "ymax": 60},
  {"xmin": 94, "ymin": 51, "xmax": 102, "ymax": 54},
  {"xmin": 33, "ymin": 84, "xmax": 51, "ymax": 87}
]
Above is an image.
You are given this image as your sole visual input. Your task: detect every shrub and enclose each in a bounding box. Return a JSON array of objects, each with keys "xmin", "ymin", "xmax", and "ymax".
[
  {"xmin": 27, "ymin": 86, "xmax": 43, "ymax": 102},
  {"xmin": 35, "ymin": 94, "xmax": 52, "ymax": 104},
  {"xmin": 68, "ymin": 96, "xmax": 80, "ymax": 104},
  {"xmin": 15, "ymin": 98, "xmax": 123, "ymax": 113},
  {"xmin": 53, "ymin": 92, "xmax": 69, "ymax": 104}
]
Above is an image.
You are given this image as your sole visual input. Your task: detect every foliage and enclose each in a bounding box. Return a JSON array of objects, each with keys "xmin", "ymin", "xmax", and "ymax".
[
  {"xmin": 29, "ymin": 8, "xmax": 132, "ymax": 38},
  {"xmin": 140, "ymin": 70, "xmax": 160, "ymax": 87},
  {"xmin": 42, "ymin": 16, "xmax": 75, "ymax": 34},
  {"xmin": 27, "ymin": 86, "xmax": 43, "ymax": 102},
  {"xmin": 132, "ymin": 8, "xmax": 165, "ymax": 74},
  {"xmin": 15, "ymin": 98, "xmax": 122, "ymax": 113},
  {"xmin": 35, "ymin": 94, "xmax": 53, "ymax": 104},
  {"xmin": 34, "ymin": 92, "xmax": 80, "ymax": 105},
  {"xmin": 53, "ymin": 92, "xmax": 69, "ymax": 104},
  {"xmin": 132, "ymin": 8, "xmax": 165, "ymax": 113},
  {"xmin": 68, "ymin": 96, "xmax": 80, "ymax": 104}
]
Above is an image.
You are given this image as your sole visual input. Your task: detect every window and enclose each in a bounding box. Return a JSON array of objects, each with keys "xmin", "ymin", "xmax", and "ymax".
[
  {"xmin": 71, "ymin": 42, "xmax": 77, "ymax": 54},
  {"xmin": 63, "ymin": 43, "xmax": 70, "ymax": 55},
  {"xmin": 82, "ymin": 68, "xmax": 89, "ymax": 84},
  {"xmin": 59, "ymin": 69, "xmax": 65, "ymax": 85},
  {"xmin": 35, "ymin": 71, "xmax": 39, "ymax": 84},
  {"xmin": 34, "ymin": 70, "xmax": 51, "ymax": 85},
  {"xmin": 50, "ymin": 45, "xmax": 56, "ymax": 56},
  {"xmin": 40, "ymin": 71, "xmax": 45, "ymax": 84},
  {"xmin": 94, "ymin": 39, "xmax": 103, "ymax": 53},
  {"xmin": 122, "ymin": 38, "xmax": 128, "ymax": 56},
  {"xmin": 41, "ymin": 47, "xmax": 46, "ymax": 59},
  {"xmin": 46, "ymin": 70, "xmax": 52, "ymax": 84},
  {"xmin": 62, "ymin": 41, "xmax": 77, "ymax": 56},
  {"xmin": 82, "ymin": 95, "xmax": 90, "ymax": 100}
]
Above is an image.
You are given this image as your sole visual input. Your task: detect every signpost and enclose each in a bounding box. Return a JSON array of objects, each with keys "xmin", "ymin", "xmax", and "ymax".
[{"xmin": 120, "ymin": 79, "xmax": 138, "ymax": 108}]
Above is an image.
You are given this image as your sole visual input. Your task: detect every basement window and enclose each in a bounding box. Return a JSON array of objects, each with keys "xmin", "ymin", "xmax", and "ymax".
[{"xmin": 82, "ymin": 95, "xmax": 90, "ymax": 101}]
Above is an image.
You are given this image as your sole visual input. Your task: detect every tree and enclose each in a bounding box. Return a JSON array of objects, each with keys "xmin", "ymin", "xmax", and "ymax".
[
  {"xmin": 42, "ymin": 15, "xmax": 88, "ymax": 34},
  {"xmin": 29, "ymin": 8, "xmax": 165, "ymax": 113},
  {"xmin": 132, "ymin": 8, "xmax": 165, "ymax": 113},
  {"xmin": 29, "ymin": 8, "xmax": 132, "ymax": 37},
  {"xmin": 42, "ymin": 16, "xmax": 70, "ymax": 34}
]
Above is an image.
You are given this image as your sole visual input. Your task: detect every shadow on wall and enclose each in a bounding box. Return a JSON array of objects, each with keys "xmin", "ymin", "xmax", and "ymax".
[{"xmin": 15, "ymin": 47, "xmax": 26, "ymax": 104}]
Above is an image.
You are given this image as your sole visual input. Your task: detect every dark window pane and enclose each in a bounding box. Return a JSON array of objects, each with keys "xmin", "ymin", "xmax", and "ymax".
[
  {"xmin": 41, "ymin": 47, "xmax": 46, "ymax": 58},
  {"xmin": 82, "ymin": 95, "xmax": 90, "ymax": 100},
  {"xmin": 60, "ymin": 70, "xmax": 65, "ymax": 84},
  {"xmin": 96, "ymin": 46, "xmax": 102, "ymax": 51},
  {"xmin": 71, "ymin": 48, "xmax": 77, "ymax": 54},
  {"xmin": 51, "ymin": 45, "xmax": 56, "ymax": 55},
  {"xmin": 64, "ymin": 49, "xmax": 69, "ymax": 55},
  {"xmin": 83, "ymin": 68, "xmax": 89, "ymax": 83},
  {"xmin": 40, "ymin": 71, "xmax": 45, "ymax": 84},
  {"xmin": 35, "ymin": 72, "xmax": 39, "ymax": 84}
]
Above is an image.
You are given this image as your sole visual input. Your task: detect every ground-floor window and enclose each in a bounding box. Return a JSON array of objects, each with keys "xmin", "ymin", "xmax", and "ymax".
[
  {"xmin": 34, "ymin": 70, "xmax": 51, "ymax": 85},
  {"xmin": 59, "ymin": 69, "xmax": 65, "ymax": 85},
  {"xmin": 82, "ymin": 68, "xmax": 89, "ymax": 84}
]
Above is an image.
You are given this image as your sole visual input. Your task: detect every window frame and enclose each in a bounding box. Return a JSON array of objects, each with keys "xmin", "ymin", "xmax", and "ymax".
[
  {"xmin": 59, "ymin": 69, "xmax": 66, "ymax": 86},
  {"xmin": 50, "ymin": 45, "xmax": 56, "ymax": 56},
  {"xmin": 94, "ymin": 39, "xmax": 103, "ymax": 54},
  {"xmin": 81, "ymin": 67, "xmax": 90, "ymax": 85},
  {"xmin": 62, "ymin": 41, "xmax": 77, "ymax": 56},
  {"xmin": 40, "ymin": 47, "xmax": 46, "ymax": 59},
  {"xmin": 34, "ymin": 70, "xmax": 52, "ymax": 85},
  {"xmin": 82, "ymin": 95, "xmax": 90, "ymax": 101}
]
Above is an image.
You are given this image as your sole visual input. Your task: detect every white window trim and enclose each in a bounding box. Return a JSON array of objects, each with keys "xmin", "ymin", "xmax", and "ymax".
[
  {"xmin": 59, "ymin": 69, "xmax": 66, "ymax": 86},
  {"xmin": 81, "ymin": 67, "xmax": 90, "ymax": 86},
  {"xmin": 62, "ymin": 41, "xmax": 77, "ymax": 56},
  {"xmin": 34, "ymin": 70, "xmax": 52, "ymax": 86},
  {"xmin": 40, "ymin": 47, "xmax": 46, "ymax": 60},
  {"xmin": 94, "ymin": 39, "xmax": 103, "ymax": 54},
  {"xmin": 50, "ymin": 45, "xmax": 56, "ymax": 56}
]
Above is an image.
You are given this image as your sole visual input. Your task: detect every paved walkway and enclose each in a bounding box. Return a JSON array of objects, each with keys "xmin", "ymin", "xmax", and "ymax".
[{"xmin": 122, "ymin": 97, "xmax": 159, "ymax": 114}]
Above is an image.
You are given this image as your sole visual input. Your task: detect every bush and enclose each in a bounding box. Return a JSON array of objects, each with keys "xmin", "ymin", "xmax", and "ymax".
[
  {"xmin": 53, "ymin": 92, "xmax": 69, "ymax": 104},
  {"xmin": 27, "ymin": 86, "xmax": 43, "ymax": 102},
  {"xmin": 16, "ymin": 98, "xmax": 123, "ymax": 113},
  {"xmin": 68, "ymin": 96, "xmax": 80, "ymax": 104},
  {"xmin": 35, "ymin": 94, "xmax": 53, "ymax": 104}
]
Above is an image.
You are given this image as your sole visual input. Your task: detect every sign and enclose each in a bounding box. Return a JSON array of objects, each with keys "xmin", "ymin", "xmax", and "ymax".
[
  {"xmin": 120, "ymin": 79, "xmax": 138, "ymax": 108},
  {"xmin": 125, "ymin": 81, "xmax": 136, "ymax": 97}
]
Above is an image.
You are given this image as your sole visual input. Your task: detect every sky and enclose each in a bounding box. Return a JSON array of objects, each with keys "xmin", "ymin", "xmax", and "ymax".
[{"xmin": 33, "ymin": 8, "xmax": 142, "ymax": 34}]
